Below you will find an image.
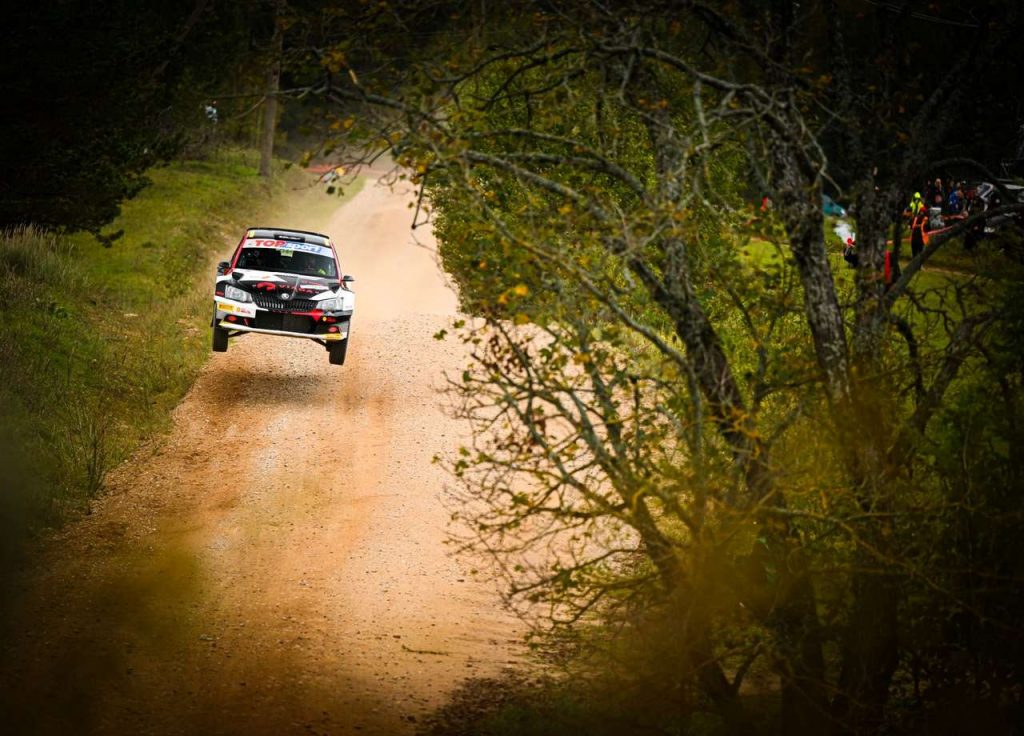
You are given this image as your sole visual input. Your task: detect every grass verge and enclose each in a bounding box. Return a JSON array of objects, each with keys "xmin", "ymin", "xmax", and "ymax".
[{"xmin": 0, "ymin": 149, "xmax": 360, "ymax": 568}]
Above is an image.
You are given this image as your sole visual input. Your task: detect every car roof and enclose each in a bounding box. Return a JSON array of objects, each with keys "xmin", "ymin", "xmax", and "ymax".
[{"xmin": 245, "ymin": 227, "xmax": 332, "ymax": 246}]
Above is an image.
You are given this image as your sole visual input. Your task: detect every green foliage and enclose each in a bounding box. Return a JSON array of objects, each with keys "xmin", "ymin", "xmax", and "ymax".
[
  {"xmin": 424, "ymin": 53, "xmax": 753, "ymax": 335},
  {"xmin": 891, "ymin": 277, "xmax": 1024, "ymax": 727},
  {"xmin": 316, "ymin": 1, "xmax": 1023, "ymax": 730}
]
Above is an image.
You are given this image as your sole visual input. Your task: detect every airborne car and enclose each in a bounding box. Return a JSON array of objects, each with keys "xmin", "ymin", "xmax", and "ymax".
[{"xmin": 212, "ymin": 228, "xmax": 355, "ymax": 365}]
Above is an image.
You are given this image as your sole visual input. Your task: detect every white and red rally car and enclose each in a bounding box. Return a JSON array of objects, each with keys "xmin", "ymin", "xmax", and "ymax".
[{"xmin": 212, "ymin": 228, "xmax": 355, "ymax": 365}]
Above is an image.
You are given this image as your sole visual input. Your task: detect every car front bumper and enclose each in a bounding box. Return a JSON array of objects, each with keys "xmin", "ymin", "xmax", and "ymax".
[{"xmin": 214, "ymin": 297, "xmax": 352, "ymax": 341}]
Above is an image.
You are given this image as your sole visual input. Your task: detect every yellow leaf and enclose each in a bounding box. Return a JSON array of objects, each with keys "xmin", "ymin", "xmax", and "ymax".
[
  {"xmin": 558, "ymin": 204, "xmax": 572, "ymax": 215},
  {"xmin": 513, "ymin": 313, "xmax": 531, "ymax": 325},
  {"xmin": 512, "ymin": 284, "xmax": 529, "ymax": 296}
]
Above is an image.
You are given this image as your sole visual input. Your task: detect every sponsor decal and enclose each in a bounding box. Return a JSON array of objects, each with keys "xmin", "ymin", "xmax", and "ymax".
[
  {"xmin": 215, "ymin": 297, "xmax": 256, "ymax": 318},
  {"xmin": 243, "ymin": 239, "xmax": 333, "ymax": 257}
]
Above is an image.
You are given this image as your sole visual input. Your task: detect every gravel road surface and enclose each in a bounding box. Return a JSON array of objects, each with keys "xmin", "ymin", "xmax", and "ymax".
[{"xmin": 0, "ymin": 177, "xmax": 521, "ymax": 735}]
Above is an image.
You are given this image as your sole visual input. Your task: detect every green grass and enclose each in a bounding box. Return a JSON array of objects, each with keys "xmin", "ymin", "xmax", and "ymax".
[
  {"xmin": 738, "ymin": 237, "xmax": 785, "ymax": 270},
  {"xmin": 0, "ymin": 149, "xmax": 356, "ymax": 553}
]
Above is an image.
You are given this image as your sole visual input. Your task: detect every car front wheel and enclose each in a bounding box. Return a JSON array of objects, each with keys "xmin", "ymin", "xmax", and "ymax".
[
  {"xmin": 212, "ymin": 325, "xmax": 229, "ymax": 352},
  {"xmin": 328, "ymin": 337, "xmax": 348, "ymax": 365}
]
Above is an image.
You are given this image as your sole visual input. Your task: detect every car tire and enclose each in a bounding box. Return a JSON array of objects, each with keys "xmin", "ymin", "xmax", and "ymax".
[
  {"xmin": 328, "ymin": 337, "xmax": 348, "ymax": 365},
  {"xmin": 212, "ymin": 325, "xmax": 229, "ymax": 352}
]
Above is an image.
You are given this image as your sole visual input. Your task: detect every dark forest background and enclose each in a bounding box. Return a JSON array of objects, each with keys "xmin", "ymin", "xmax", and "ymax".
[{"xmin": 3, "ymin": 3, "xmax": 1024, "ymax": 735}]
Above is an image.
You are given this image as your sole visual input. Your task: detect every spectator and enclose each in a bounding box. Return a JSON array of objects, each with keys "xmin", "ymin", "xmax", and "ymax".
[
  {"xmin": 907, "ymin": 191, "xmax": 926, "ymax": 217},
  {"xmin": 964, "ymin": 214, "xmax": 984, "ymax": 252},
  {"xmin": 963, "ymin": 184, "xmax": 976, "ymax": 214},
  {"xmin": 842, "ymin": 238, "xmax": 858, "ymax": 268},
  {"xmin": 885, "ymin": 250, "xmax": 900, "ymax": 286},
  {"xmin": 907, "ymin": 192, "xmax": 928, "ymax": 258},
  {"xmin": 926, "ymin": 177, "xmax": 944, "ymax": 209},
  {"xmin": 947, "ymin": 185, "xmax": 964, "ymax": 214}
]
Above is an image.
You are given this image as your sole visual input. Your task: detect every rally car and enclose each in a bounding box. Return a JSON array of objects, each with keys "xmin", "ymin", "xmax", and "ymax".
[{"xmin": 212, "ymin": 228, "xmax": 355, "ymax": 365}]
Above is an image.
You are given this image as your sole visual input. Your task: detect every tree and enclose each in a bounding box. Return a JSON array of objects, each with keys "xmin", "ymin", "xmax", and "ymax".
[
  {"xmin": 259, "ymin": 1, "xmax": 286, "ymax": 178},
  {"xmin": 0, "ymin": 1, "xmax": 264, "ymax": 235},
  {"xmin": 314, "ymin": 1, "xmax": 1023, "ymax": 732}
]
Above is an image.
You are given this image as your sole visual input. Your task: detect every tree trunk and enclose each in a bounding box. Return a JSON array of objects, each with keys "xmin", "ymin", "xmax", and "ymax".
[
  {"xmin": 743, "ymin": 524, "xmax": 830, "ymax": 735},
  {"xmin": 771, "ymin": 146, "xmax": 851, "ymax": 403},
  {"xmin": 258, "ymin": 14, "xmax": 282, "ymax": 179},
  {"xmin": 833, "ymin": 564, "xmax": 900, "ymax": 732},
  {"xmin": 830, "ymin": 374, "xmax": 901, "ymax": 731},
  {"xmin": 626, "ymin": 67, "xmax": 830, "ymax": 734}
]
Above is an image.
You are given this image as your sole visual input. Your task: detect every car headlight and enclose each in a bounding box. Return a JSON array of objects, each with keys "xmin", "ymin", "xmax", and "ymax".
[
  {"xmin": 318, "ymin": 297, "xmax": 345, "ymax": 311},
  {"xmin": 224, "ymin": 283, "xmax": 252, "ymax": 303}
]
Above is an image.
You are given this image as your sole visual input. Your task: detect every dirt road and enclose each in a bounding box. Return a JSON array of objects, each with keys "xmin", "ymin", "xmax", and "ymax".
[{"xmin": 0, "ymin": 178, "xmax": 521, "ymax": 735}]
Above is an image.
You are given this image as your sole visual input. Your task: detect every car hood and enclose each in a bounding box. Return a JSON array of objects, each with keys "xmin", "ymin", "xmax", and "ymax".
[{"xmin": 229, "ymin": 269, "xmax": 337, "ymax": 298}]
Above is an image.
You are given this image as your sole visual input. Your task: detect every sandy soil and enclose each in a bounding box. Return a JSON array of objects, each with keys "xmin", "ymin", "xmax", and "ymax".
[{"xmin": 0, "ymin": 178, "xmax": 522, "ymax": 735}]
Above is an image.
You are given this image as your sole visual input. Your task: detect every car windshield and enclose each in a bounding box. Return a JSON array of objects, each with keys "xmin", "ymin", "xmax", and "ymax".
[{"xmin": 236, "ymin": 246, "xmax": 337, "ymax": 278}]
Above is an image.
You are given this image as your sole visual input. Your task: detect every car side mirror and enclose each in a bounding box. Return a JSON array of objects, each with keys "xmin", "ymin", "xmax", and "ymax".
[
  {"xmin": 342, "ymin": 275, "xmax": 355, "ymax": 284},
  {"xmin": 217, "ymin": 261, "xmax": 230, "ymax": 275}
]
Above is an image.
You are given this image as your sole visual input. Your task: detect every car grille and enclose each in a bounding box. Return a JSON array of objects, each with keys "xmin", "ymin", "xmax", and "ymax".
[
  {"xmin": 253, "ymin": 313, "xmax": 315, "ymax": 334},
  {"xmin": 253, "ymin": 294, "xmax": 318, "ymax": 312}
]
